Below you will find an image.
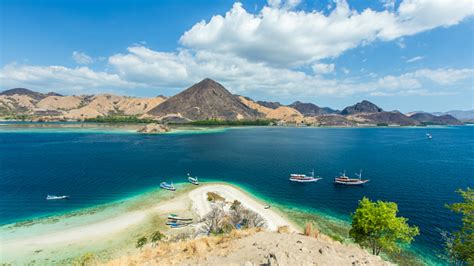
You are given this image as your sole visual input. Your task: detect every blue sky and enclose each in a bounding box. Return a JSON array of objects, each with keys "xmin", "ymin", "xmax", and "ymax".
[{"xmin": 1, "ymin": 0, "xmax": 473, "ymax": 112}]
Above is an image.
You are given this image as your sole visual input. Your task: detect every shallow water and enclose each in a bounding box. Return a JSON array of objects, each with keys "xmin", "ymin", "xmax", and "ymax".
[{"xmin": 1, "ymin": 124, "xmax": 472, "ymax": 263}]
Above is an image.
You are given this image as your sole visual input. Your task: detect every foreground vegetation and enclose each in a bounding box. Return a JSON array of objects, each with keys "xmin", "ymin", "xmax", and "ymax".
[
  {"xmin": 350, "ymin": 197, "xmax": 419, "ymax": 256},
  {"xmin": 445, "ymin": 188, "xmax": 473, "ymax": 265}
]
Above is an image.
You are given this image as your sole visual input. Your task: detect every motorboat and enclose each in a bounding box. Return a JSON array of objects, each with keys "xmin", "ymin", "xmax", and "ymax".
[
  {"xmin": 160, "ymin": 181, "xmax": 176, "ymax": 191},
  {"xmin": 46, "ymin": 195, "xmax": 69, "ymax": 200},
  {"xmin": 168, "ymin": 214, "xmax": 192, "ymax": 221},
  {"xmin": 187, "ymin": 173, "xmax": 199, "ymax": 185}
]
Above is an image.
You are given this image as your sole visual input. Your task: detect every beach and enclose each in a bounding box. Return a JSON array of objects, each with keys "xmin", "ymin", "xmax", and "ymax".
[{"xmin": 0, "ymin": 183, "xmax": 297, "ymax": 264}]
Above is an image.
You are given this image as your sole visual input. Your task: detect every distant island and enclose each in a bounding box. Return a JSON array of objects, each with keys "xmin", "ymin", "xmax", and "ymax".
[{"xmin": 0, "ymin": 78, "xmax": 469, "ymax": 127}]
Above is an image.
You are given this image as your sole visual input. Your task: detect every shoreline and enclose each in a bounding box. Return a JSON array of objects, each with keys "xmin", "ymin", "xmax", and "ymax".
[
  {"xmin": 0, "ymin": 181, "xmax": 436, "ymax": 265},
  {"xmin": 0, "ymin": 182, "xmax": 298, "ymax": 264}
]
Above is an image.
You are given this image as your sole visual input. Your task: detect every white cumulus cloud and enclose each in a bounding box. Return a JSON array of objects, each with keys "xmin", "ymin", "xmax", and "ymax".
[
  {"xmin": 180, "ymin": 0, "xmax": 474, "ymax": 67},
  {"xmin": 0, "ymin": 63, "xmax": 135, "ymax": 92}
]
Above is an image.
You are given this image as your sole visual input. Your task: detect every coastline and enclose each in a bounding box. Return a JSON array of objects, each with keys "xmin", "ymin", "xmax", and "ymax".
[
  {"xmin": 0, "ymin": 182, "xmax": 299, "ymax": 264},
  {"xmin": 0, "ymin": 181, "xmax": 431, "ymax": 265}
]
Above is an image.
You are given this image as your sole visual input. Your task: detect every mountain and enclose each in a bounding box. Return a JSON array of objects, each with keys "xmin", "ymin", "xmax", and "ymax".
[
  {"xmin": 409, "ymin": 112, "xmax": 463, "ymax": 125},
  {"xmin": 256, "ymin": 101, "xmax": 282, "ymax": 109},
  {"xmin": 0, "ymin": 88, "xmax": 166, "ymax": 120},
  {"xmin": 288, "ymin": 101, "xmax": 338, "ymax": 116},
  {"xmin": 0, "ymin": 83, "xmax": 467, "ymax": 126},
  {"xmin": 147, "ymin": 78, "xmax": 262, "ymax": 121},
  {"xmin": 432, "ymin": 110, "xmax": 474, "ymax": 121},
  {"xmin": 341, "ymin": 100, "xmax": 382, "ymax": 115},
  {"xmin": 0, "ymin": 88, "xmax": 61, "ymax": 100},
  {"xmin": 348, "ymin": 111, "xmax": 418, "ymax": 126}
]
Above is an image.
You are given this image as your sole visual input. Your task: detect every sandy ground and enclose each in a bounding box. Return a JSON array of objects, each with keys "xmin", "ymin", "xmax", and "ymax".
[
  {"xmin": 181, "ymin": 231, "xmax": 392, "ymax": 265},
  {"xmin": 0, "ymin": 184, "xmax": 296, "ymax": 264}
]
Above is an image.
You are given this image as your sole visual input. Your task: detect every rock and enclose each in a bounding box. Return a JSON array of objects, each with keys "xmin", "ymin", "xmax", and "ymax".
[{"xmin": 137, "ymin": 123, "xmax": 170, "ymax": 134}]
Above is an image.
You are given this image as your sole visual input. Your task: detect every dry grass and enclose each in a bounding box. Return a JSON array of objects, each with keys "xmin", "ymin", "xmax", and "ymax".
[
  {"xmin": 277, "ymin": 225, "xmax": 290, "ymax": 234},
  {"xmin": 304, "ymin": 222, "xmax": 319, "ymax": 239},
  {"xmin": 104, "ymin": 228, "xmax": 261, "ymax": 266},
  {"xmin": 206, "ymin": 192, "xmax": 225, "ymax": 202}
]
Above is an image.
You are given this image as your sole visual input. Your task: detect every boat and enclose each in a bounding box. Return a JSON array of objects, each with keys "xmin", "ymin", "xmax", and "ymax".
[
  {"xmin": 334, "ymin": 170, "xmax": 370, "ymax": 185},
  {"xmin": 264, "ymin": 205, "xmax": 271, "ymax": 209},
  {"xmin": 46, "ymin": 195, "xmax": 69, "ymax": 200},
  {"xmin": 167, "ymin": 221, "xmax": 192, "ymax": 228},
  {"xmin": 426, "ymin": 133, "xmax": 432, "ymax": 139},
  {"xmin": 160, "ymin": 181, "xmax": 176, "ymax": 191},
  {"xmin": 187, "ymin": 173, "xmax": 199, "ymax": 185},
  {"xmin": 168, "ymin": 214, "xmax": 192, "ymax": 221},
  {"xmin": 289, "ymin": 169, "xmax": 322, "ymax": 182}
]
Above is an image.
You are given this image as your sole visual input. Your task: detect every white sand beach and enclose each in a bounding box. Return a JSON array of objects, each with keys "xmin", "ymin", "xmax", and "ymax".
[{"xmin": 0, "ymin": 183, "xmax": 296, "ymax": 264}]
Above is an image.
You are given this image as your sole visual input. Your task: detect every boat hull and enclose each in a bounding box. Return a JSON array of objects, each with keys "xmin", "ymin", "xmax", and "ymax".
[
  {"xmin": 46, "ymin": 195, "xmax": 69, "ymax": 200},
  {"xmin": 289, "ymin": 178, "xmax": 322, "ymax": 183},
  {"xmin": 160, "ymin": 182, "xmax": 176, "ymax": 191},
  {"xmin": 333, "ymin": 180, "xmax": 369, "ymax": 185}
]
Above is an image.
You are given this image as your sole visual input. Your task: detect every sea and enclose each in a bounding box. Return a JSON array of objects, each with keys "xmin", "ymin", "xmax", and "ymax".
[{"xmin": 1, "ymin": 123, "xmax": 473, "ymax": 263}]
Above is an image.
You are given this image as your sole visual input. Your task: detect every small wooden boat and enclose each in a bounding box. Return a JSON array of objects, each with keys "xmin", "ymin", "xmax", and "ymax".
[
  {"xmin": 290, "ymin": 169, "xmax": 322, "ymax": 183},
  {"xmin": 187, "ymin": 173, "xmax": 199, "ymax": 185},
  {"xmin": 46, "ymin": 195, "xmax": 69, "ymax": 200},
  {"xmin": 334, "ymin": 170, "xmax": 370, "ymax": 185},
  {"xmin": 168, "ymin": 214, "xmax": 192, "ymax": 221},
  {"xmin": 167, "ymin": 221, "xmax": 192, "ymax": 228},
  {"xmin": 160, "ymin": 181, "xmax": 176, "ymax": 191}
]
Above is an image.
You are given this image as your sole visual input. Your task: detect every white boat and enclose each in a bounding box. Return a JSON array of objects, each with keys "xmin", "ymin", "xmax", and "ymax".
[
  {"xmin": 187, "ymin": 173, "xmax": 199, "ymax": 185},
  {"xmin": 426, "ymin": 133, "xmax": 432, "ymax": 139},
  {"xmin": 160, "ymin": 181, "xmax": 176, "ymax": 191},
  {"xmin": 290, "ymin": 169, "xmax": 322, "ymax": 182},
  {"xmin": 46, "ymin": 195, "xmax": 69, "ymax": 200},
  {"xmin": 334, "ymin": 170, "xmax": 370, "ymax": 185},
  {"xmin": 168, "ymin": 214, "xmax": 192, "ymax": 221}
]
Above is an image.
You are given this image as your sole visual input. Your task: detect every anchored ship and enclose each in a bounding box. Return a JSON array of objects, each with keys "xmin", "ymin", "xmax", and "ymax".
[
  {"xmin": 334, "ymin": 170, "xmax": 370, "ymax": 185},
  {"xmin": 289, "ymin": 169, "xmax": 322, "ymax": 183}
]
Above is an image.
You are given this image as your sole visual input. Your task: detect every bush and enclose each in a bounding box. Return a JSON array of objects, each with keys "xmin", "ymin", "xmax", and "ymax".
[
  {"xmin": 150, "ymin": 231, "xmax": 165, "ymax": 246},
  {"xmin": 445, "ymin": 188, "xmax": 474, "ymax": 264},
  {"xmin": 350, "ymin": 197, "xmax": 419, "ymax": 255},
  {"xmin": 136, "ymin": 236, "xmax": 148, "ymax": 250},
  {"xmin": 207, "ymin": 192, "xmax": 225, "ymax": 202},
  {"xmin": 230, "ymin": 200, "xmax": 241, "ymax": 210}
]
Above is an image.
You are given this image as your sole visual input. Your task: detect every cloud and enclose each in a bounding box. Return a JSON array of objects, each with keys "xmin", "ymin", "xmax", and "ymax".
[
  {"xmin": 180, "ymin": 0, "xmax": 474, "ymax": 67},
  {"xmin": 2, "ymin": 43, "xmax": 472, "ymax": 99},
  {"xmin": 312, "ymin": 63, "xmax": 335, "ymax": 74},
  {"xmin": 267, "ymin": 0, "xmax": 301, "ymax": 10},
  {"xmin": 406, "ymin": 56, "xmax": 423, "ymax": 63},
  {"xmin": 72, "ymin": 51, "xmax": 93, "ymax": 65},
  {"xmin": 1, "ymin": 1, "xmax": 473, "ymax": 100},
  {"xmin": 0, "ymin": 63, "xmax": 134, "ymax": 92}
]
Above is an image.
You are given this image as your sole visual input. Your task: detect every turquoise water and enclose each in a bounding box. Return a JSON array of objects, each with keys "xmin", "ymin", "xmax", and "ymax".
[{"xmin": 1, "ymin": 124, "xmax": 473, "ymax": 263}]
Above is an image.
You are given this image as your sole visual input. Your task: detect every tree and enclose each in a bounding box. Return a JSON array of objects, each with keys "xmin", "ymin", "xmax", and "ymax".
[
  {"xmin": 349, "ymin": 197, "xmax": 419, "ymax": 255},
  {"xmin": 150, "ymin": 231, "xmax": 165, "ymax": 247},
  {"xmin": 136, "ymin": 236, "xmax": 148, "ymax": 250},
  {"xmin": 446, "ymin": 188, "xmax": 474, "ymax": 265}
]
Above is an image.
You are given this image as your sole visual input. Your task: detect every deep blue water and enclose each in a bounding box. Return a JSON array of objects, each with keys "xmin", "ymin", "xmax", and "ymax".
[{"xmin": 1, "ymin": 126, "xmax": 473, "ymax": 262}]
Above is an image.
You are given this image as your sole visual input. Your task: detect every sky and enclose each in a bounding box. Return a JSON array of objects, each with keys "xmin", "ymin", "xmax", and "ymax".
[{"xmin": 0, "ymin": 0, "xmax": 473, "ymax": 112}]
